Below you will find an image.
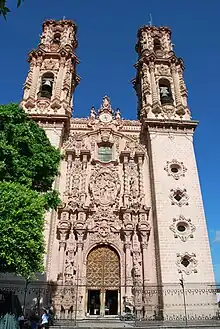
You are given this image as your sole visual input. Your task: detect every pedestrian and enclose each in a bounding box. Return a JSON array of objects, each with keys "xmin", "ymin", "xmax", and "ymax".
[{"xmin": 40, "ymin": 309, "xmax": 49, "ymax": 329}]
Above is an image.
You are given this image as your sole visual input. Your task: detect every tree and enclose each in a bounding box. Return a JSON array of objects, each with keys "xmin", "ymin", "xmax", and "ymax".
[
  {"xmin": 0, "ymin": 0, "xmax": 23, "ymax": 19},
  {"xmin": 0, "ymin": 103, "xmax": 61, "ymax": 278}
]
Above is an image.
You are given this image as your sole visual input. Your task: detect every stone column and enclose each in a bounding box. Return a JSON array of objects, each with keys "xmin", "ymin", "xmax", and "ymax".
[
  {"xmin": 141, "ymin": 240, "xmax": 149, "ymax": 285},
  {"xmin": 29, "ymin": 58, "xmax": 42, "ymax": 100},
  {"xmin": 58, "ymin": 238, "xmax": 66, "ymax": 276},
  {"xmin": 122, "ymin": 154, "xmax": 130, "ymax": 207},
  {"xmin": 137, "ymin": 153, "xmax": 145, "ymax": 205},
  {"xmin": 76, "ymin": 233, "xmax": 84, "ymax": 316},
  {"xmin": 65, "ymin": 153, "xmax": 73, "ymax": 195},
  {"xmin": 171, "ymin": 63, "xmax": 182, "ymax": 106},
  {"xmin": 77, "ymin": 239, "xmax": 83, "ymax": 277},
  {"xmin": 80, "ymin": 151, "xmax": 90, "ymax": 204},
  {"xmin": 54, "ymin": 57, "xmax": 65, "ymax": 100},
  {"xmin": 124, "ymin": 234, "xmax": 133, "ymax": 299},
  {"xmin": 149, "ymin": 62, "xmax": 158, "ymax": 105}
]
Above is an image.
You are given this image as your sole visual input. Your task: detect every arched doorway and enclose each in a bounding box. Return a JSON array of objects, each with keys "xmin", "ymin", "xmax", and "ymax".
[{"xmin": 86, "ymin": 245, "xmax": 120, "ymax": 316}]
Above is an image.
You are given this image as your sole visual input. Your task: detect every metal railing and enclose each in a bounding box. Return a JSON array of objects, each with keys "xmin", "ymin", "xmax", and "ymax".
[{"xmin": 0, "ymin": 279, "xmax": 219, "ymax": 326}]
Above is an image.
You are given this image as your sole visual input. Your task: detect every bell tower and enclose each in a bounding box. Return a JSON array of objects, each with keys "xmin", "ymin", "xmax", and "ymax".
[
  {"xmin": 21, "ymin": 19, "xmax": 80, "ymax": 147},
  {"xmin": 133, "ymin": 25, "xmax": 215, "ymax": 289},
  {"xmin": 133, "ymin": 26, "xmax": 190, "ymax": 121}
]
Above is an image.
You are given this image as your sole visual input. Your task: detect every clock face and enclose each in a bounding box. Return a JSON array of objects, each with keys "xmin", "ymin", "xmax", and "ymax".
[{"xmin": 100, "ymin": 113, "xmax": 112, "ymax": 123}]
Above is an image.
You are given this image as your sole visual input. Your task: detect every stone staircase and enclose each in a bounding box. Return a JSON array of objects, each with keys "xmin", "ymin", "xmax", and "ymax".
[{"xmin": 53, "ymin": 317, "xmax": 220, "ymax": 329}]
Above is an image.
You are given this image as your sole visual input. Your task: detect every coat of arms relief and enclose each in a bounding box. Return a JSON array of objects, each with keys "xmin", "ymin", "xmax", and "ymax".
[{"xmin": 89, "ymin": 164, "xmax": 121, "ymax": 207}]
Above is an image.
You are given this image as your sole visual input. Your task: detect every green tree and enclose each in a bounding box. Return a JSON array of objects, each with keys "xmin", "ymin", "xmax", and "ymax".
[
  {"xmin": 0, "ymin": 104, "xmax": 61, "ymax": 278},
  {"xmin": 0, "ymin": 0, "xmax": 23, "ymax": 18}
]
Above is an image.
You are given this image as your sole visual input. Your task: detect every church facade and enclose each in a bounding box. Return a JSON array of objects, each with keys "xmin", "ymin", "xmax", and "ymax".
[{"xmin": 20, "ymin": 19, "xmax": 216, "ymax": 319}]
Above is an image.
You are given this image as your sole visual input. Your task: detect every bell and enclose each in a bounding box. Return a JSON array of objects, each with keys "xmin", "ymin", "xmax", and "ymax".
[{"xmin": 43, "ymin": 79, "xmax": 52, "ymax": 87}]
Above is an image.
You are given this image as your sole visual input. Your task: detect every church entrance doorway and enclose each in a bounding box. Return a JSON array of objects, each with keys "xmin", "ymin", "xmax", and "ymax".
[{"xmin": 86, "ymin": 245, "xmax": 120, "ymax": 317}]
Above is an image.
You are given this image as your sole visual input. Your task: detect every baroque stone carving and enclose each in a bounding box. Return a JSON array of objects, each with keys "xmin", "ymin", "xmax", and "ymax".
[
  {"xmin": 170, "ymin": 215, "xmax": 196, "ymax": 242},
  {"xmin": 156, "ymin": 64, "xmax": 170, "ymax": 76},
  {"xmin": 169, "ymin": 188, "xmax": 189, "ymax": 207},
  {"xmin": 36, "ymin": 99, "xmax": 50, "ymax": 112},
  {"xmin": 164, "ymin": 159, "xmax": 187, "ymax": 180},
  {"xmin": 176, "ymin": 252, "xmax": 198, "ymax": 275},
  {"xmin": 89, "ymin": 164, "xmax": 121, "ymax": 207},
  {"xmin": 161, "ymin": 104, "xmax": 175, "ymax": 119},
  {"xmin": 86, "ymin": 246, "xmax": 120, "ymax": 287},
  {"xmin": 42, "ymin": 58, "xmax": 59, "ymax": 70},
  {"xmin": 64, "ymin": 133, "xmax": 87, "ymax": 152}
]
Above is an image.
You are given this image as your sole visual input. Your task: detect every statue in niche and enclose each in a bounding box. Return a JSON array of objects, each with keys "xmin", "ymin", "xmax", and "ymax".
[
  {"xmin": 130, "ymin": 177, "xmax": 138, "ymax": 197},
  {"xmin": 133, "ymin": 252, "xmax": 142, "ymax": 281},
  {"xmin": 64, "ymin": 259, "xmax": 75, "ymax": 284}
]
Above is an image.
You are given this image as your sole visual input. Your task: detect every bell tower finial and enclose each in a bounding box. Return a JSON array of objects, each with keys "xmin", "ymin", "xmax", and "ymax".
[
  {"xmin": 133, "ymin": 25, "xmax": 190, "ymax": 121},
  {"xmin": 21, "ymin": 19, "xmax": 80, "ymax": 131}
]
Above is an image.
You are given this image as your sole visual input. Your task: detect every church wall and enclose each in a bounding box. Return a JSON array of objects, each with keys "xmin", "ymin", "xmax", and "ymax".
[
  {"xmin": 148, "ymin": 130, "xmax": 215, "ymax": 284},
  {"xmin": 142, "ymin": 156, "xmax": 158, "ymax": 284},
  {"xmin": 147, "ymin": 130, "xmax": 217, "ymax": 317}
]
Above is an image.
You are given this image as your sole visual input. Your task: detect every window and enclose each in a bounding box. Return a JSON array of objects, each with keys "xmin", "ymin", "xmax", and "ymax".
[
  {"xmin": 98, "ymin": 146, "xmax": 112, "ymax": 163},
  {"xmin": 39, "ymin": 72, "xmax": 54, "ymax": 99},
  {"xmin": 154, "ymin": 38, "xmax": 161, "ymax": 52},
  {"xmin": 181, "ymin": 257, "xmax": 190, "ymax": 268},
  {"xmin": 159, "ymin": 79, "xmax": 173, "ymax": 105}
]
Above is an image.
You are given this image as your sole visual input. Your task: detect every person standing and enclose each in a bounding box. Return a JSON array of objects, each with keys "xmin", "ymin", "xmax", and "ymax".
[{"xmin": 40, "ymin": 309, "xmax": 49, "ymax": 329}]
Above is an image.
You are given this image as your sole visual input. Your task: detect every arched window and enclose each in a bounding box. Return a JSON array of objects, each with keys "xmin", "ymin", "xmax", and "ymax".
[
  {"xmin": 53, "ymin": 32, "xmax": 61, "ymax": 45},
  {"xmin": 159, "ymin": 79, "xmax": 173, "ymax": 105},
  {"xmin": 98, "ymin": 145, "xmax": 112, "ymax": 162},
  {"xmin": 39, "ymin": 72, "xmax": 54, "ymax": 99},
  {"xmin": 154, "ymin": 38, "xmax": 161, "ymax": 52}
]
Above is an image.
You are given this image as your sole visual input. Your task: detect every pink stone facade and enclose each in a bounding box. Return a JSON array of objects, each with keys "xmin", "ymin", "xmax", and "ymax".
[{"xmin": 20, "ymin": 20, "xmax": 216, "ymax": 319}]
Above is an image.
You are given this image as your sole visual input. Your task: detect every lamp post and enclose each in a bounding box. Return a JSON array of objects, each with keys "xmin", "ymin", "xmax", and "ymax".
[
  {"xmin": 179, "ymin": 272, "xmax": 187, "ymax": 326},
  {"xmin": 23, "ymin": 279, "xmax": 30, "ymax": 315}
]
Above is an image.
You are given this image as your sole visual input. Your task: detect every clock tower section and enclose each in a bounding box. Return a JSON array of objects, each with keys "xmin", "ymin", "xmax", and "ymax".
[
  {"xmin": 133, "ymin": 26, "xmax": 215, "ymax": 286},
  {"xmin": 21, "ymin": 19, "xmax": 80, "ymax": 148}
]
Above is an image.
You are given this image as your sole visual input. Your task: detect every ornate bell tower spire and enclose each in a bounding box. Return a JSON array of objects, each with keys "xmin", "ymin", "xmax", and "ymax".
[
  {"xmin": 21, "ymin": 19, "xmax": 80, "ymax": 142},
  {"xmin": 133, "ymin": 26, "xmax": 190, "ymax": 121}
]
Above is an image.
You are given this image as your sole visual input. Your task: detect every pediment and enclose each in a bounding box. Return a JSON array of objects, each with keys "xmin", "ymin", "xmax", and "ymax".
[{"xmin": 63, "ymin": 128, "xmax": 146, "ymax": 157}]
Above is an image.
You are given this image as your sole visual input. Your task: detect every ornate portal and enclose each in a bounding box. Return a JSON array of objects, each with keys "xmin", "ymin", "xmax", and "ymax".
[{"xmin": 87, "ymin": 245, "xmax": 120, "ymax": 288}]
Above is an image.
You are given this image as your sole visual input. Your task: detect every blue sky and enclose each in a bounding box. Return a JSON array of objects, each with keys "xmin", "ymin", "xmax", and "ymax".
[{"xmin": 1, "ymin": 0, "xmax": 220, "ymax": 282}]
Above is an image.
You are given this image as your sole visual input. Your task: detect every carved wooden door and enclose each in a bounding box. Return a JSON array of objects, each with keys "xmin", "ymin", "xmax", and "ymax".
[{"xmin": 87, "ymin": 245, "xmax": 120, "ymax": 288}]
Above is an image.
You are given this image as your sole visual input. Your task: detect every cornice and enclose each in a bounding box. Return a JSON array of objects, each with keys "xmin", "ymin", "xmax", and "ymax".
[
  {"xmin": 137, "ymin": 26, "xmax": 172, "ymax": 39},
  {"xmin": 144, "ymin": 118, "xmax": 199, "ymax": 133},
  {"xmin": 135, "ymin": 54, "xmax": 184, "ymax": 70}
]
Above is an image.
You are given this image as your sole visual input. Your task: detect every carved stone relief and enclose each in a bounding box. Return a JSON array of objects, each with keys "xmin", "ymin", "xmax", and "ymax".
[
  {"xmin": 156, "ymin": 64, "xmax": 170, "ymax": 76},
  {"xmin": 176, "ymin": 252, "xmax": 198, "ymax": 275},
  {"xmin": 42, "ymin": 58, "xmax": 59, "ymax": 70},
  {"xmin": 164, "ymin": 159, "xmax": 187, "ymax": 180},
  {"xmin": 89, "ymin": 164, "xmax": 121, "ymax": 207},
  {"xmin": 170, "ymin": 215, "xmax": 196, "ymax": 242},
  {"xmin": 169, "ymin": 188, "xmax": 189, "ymax": 207},
  {"xmin": 64, "ymin": 133, "xmax": 87, "ymax": 153}
]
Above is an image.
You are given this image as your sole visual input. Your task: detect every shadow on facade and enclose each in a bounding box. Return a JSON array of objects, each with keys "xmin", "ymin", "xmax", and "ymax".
[{"xmin": 0, "ymin": 278, "xmax": 220, "ymax": 325}]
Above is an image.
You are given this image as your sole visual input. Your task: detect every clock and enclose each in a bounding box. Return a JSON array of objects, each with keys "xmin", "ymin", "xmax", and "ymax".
[{"xmin": 99, "ymin": 112, "xmax": 112, "ymax": 123}]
